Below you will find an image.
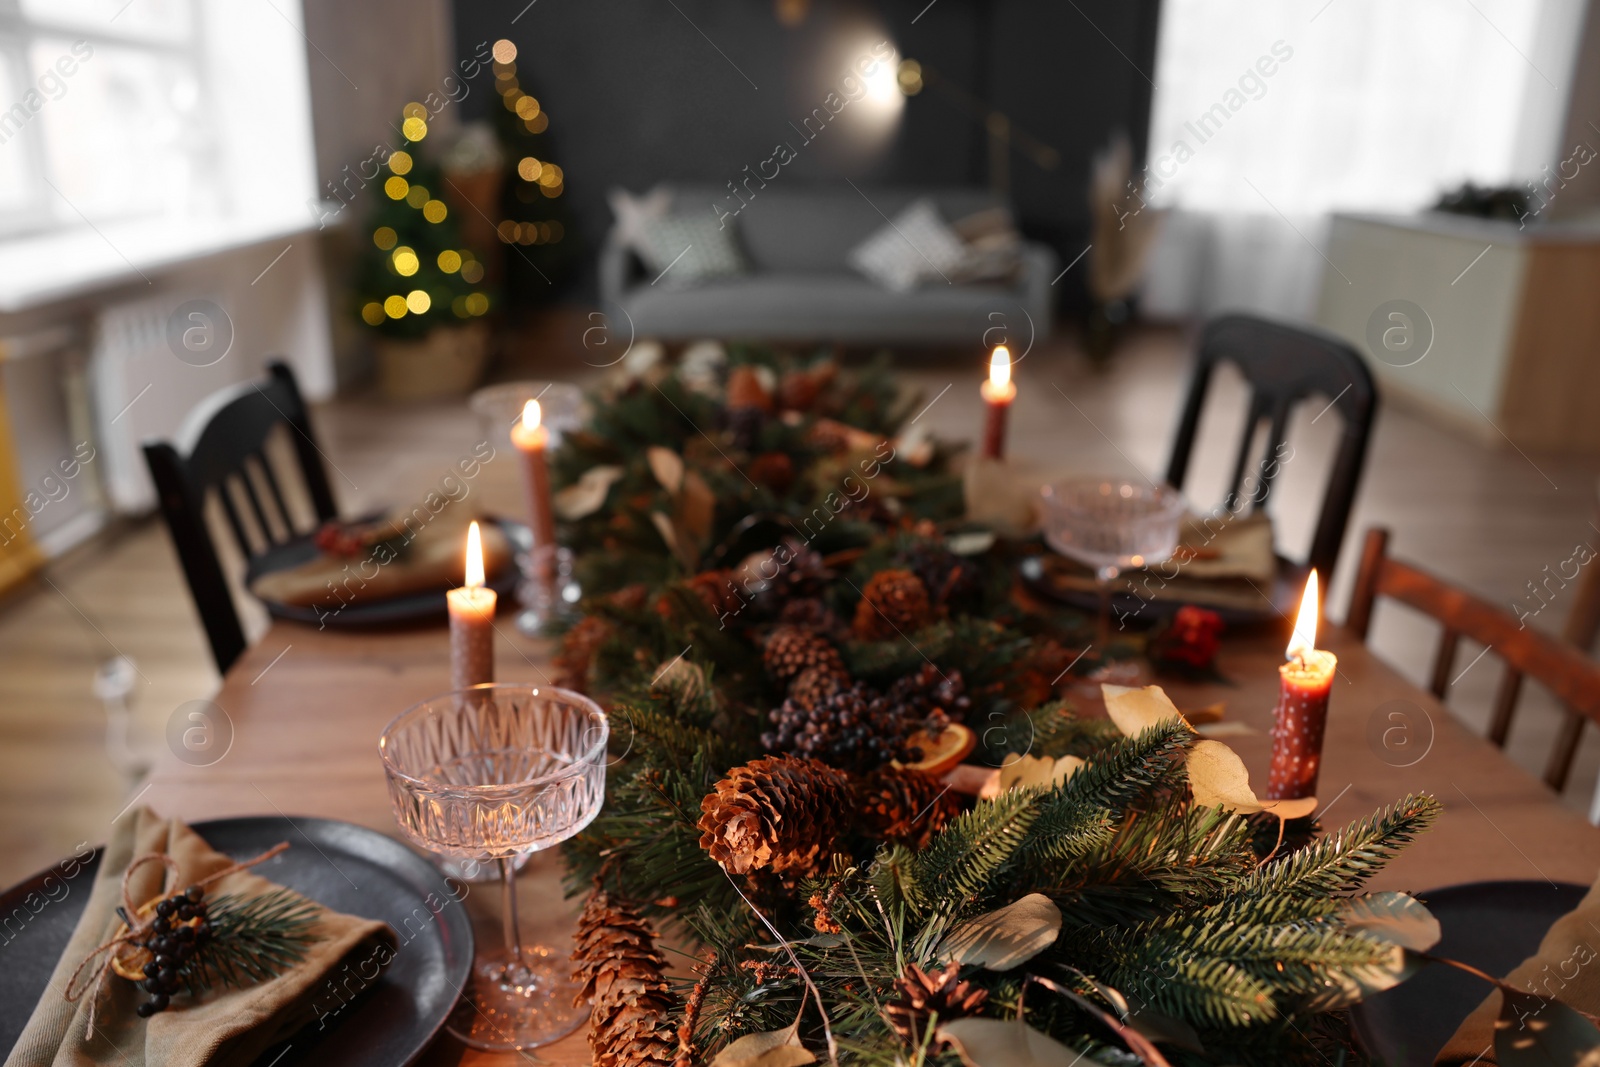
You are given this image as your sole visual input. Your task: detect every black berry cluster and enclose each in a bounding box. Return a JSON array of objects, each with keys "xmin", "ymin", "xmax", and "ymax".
[
  {"xmin": 133, "ymin": 885, "xmax": 212, "ymax": 1017},
  {"xmin": 764, "ymin": 682, "xmax": 922, "ymax": 773}
]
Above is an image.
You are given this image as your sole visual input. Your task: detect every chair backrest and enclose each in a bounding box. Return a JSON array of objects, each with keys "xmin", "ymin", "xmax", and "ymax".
[
  {"xmin": 1347, "ymin": 527, "xmax": 1600, "ymax": 793},
  {"xmin": 1164, "ymin": 314, "xmax": 1379, "ymax": 582},
  {"xmin": 1563, "ymin": 479, "xmax": 1600, "ymax": 653},
  {"xmin": 143, "ymin": 361, "xmax": 337, "ymax": 674}
]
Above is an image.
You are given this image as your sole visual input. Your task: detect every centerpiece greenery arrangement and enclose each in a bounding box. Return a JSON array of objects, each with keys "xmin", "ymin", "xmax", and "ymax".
[{"xmin": 546, "ymin": 347, "xmax": 1582, "ymax": 1067}]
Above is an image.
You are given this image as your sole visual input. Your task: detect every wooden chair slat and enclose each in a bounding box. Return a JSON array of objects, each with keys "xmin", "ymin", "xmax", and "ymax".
[{"xmin": 1488, "ymin": 668, "xmax": 1523, "ymax": 747}]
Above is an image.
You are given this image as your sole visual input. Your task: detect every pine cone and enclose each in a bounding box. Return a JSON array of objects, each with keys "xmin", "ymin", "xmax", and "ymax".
[
  {"xmin": 762, "ymin": 625, "xmax": 845, "ymax": 684},
  {"xmin": 572, "ymin": 890, "xmax": 678, "ymax": 1067},
  {"xmin": 885, "ymin": 663, "xmax": 972, "ymax": 727},
  {"xmin": 762, "ymin": 681, "xmax": 919, "ymax": 773},
  {"xmin": 853, "ymin": 569, "xmax": 933, "ymax": 641},
  {"xmin": 898, "ymin": 541, "xmax": 982, "ymax": 610},
  {"xmin": 657, "ymin": 569, "xmax": 747, "ymax": 623},
  {"xmin": 555, "ymin": 615, "xmax": 614, "ymax": 692},
  {"xmin": 884, "ymin": 961, "xmax": 989, "ymax": 1049},
  {"xmin": 857, "ymin": 767, "xmax": 962, "ymax": 848},
  {"xmin": 778, "ymin": 597, "xmax": 841, "ymax": 637},
  {"xmin": 749, "ymin": 452, "xmax": 795, "ymax": 494},
  {"xmin": 788, "ymin": 665, "xmax": 846, "ymax": 710},
  {"xmin": 697, "ymin": 755, "xmax": 851, "ymax": 875}
]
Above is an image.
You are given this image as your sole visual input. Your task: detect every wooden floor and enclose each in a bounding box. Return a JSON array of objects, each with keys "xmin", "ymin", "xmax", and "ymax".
[{"xmin": 2, "ymin": 315, "xmax": 1598, "ymax": 882}]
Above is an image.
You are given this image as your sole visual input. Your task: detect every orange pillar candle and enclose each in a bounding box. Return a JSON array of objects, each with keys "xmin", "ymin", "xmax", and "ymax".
[
  {"xmin": 448, "ymin": 521, "xmax": 496, "ymax": 690},
  {"xmin": 510, "ymin": 399, "xmax": 558, "ymax": 550},
  {"xmin": 979, "ymin": 345, "xmax": 1016, "ymax": 460},
  {"xmin": 1267, "ymin": 571, "xmax": 1337, "ymax": 800}
]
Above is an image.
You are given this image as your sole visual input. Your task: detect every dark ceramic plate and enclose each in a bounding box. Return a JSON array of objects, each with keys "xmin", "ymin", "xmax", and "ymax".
[
  {"xmin": 246, "ymin": 517, "xmax": 525, "ymax": 628},
  {"xmin": 0, "ymin": 816, "xmax": 473, "ymax": 1066},
  {"xmin": 1353, "ymin": 880, "xmax": 1587, "ymax": 1066},
  {"xmin": 1018, "ymin": 552, "xmax": 1306, "ymax": 626}
]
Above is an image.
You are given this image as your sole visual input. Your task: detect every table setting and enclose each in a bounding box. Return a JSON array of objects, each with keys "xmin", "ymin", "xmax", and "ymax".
[{"xmin": 5, "ymin": 344, "xmax": 1600, "ymax": 1066}]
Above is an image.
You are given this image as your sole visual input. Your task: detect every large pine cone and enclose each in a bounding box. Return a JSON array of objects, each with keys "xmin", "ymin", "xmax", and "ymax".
[
  {"xmin": 572, "ymin": 890, "xmax": 678, "ymax": 1067},
  {"xmin": 885, "ymin": 961, "xmax": 989, "ymax": 1049},
  {"xmin": 853, "ymin": 569, "xmax": 933, "ymax": 641},
  {"xmin": 762, "ymin": 625, "xmax": 845, "ymax": 684},
  {"xmin": 857, "ymin": 767, "xmax": 963, "ymax": 848},
  {"xmin": 698, "ymin": 755, "xmax": 851, "ymax": 875},
  {"xmin": 788, "ymin": 665, "xmax": 846, "ymax": 710},
  {"xmin": 657, "ymin": 569, "xmax": 746, "ymax": 623}
]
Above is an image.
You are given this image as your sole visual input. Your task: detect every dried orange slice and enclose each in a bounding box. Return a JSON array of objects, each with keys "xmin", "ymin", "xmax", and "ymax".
[
  {"xmin": 108, "ymin": 898, "xmax": 205, "ymax": 981},
  {"xmin": 897, "ymin": 722, "xmax": 976, "ymax": 776}
]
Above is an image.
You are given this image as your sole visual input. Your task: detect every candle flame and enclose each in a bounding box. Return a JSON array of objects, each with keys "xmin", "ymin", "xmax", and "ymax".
[
  {"xmin": 521, "ymin": 399, "xmax": 542, "ymax": 432},
  {"xmin": 465, "ymin": 520, "xmax": 485, "ymax": 589},
  {"xmin": 1287, "ymin": 570, "xmax": 1319, "ymax": 660},
  {"xmin": 989, "ymin": 346, "xmax": 1011, "ymax": 390}
]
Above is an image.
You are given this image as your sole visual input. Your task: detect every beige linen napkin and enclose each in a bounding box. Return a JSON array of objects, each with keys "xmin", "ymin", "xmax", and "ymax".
[
  {"xmin": 6, "ymin": 808, "xmax": 397, "ymax": 1067},
  {"xmin": 1435, "ymin": 875, "xmax": 1600, "ymax": 1065},
  {"xmin": 249, "ymin": 511, "xmax": 511, "ymax": 609}
]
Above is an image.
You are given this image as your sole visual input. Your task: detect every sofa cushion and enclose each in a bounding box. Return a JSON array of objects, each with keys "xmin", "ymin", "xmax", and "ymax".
[
  {"xmin": 670, "ymin": 186, "xmax": 1005, "ymax": 273},
  {"xmin": 847, "ymin": 198, "xmax": 969, "ymax": 292},
  {"xmin": 635, "ymin": 212, "xmax": 748, "ymax": 288}
]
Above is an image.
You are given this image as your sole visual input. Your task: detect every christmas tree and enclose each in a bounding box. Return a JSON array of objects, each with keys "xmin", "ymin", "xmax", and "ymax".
[
  {"xmin": 487, "ymin": 39, "xmax": 577, "ymax": 300},
  {"xmin": 357, "ymin": 102, "xmax": 491, "ymax": 339}
]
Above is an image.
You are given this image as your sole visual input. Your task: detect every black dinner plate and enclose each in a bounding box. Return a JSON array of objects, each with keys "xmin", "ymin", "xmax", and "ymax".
[
  {"xmin": 247, "ymin": 517, "xmax": 525, "ymax": 628},
  {"xmin": 1018, "ymin": 552, "xmax": 1306, "ymax": 626},
  {"xmin": 1353, "ymin": 879, "xmax": 1587, "ymax": 1066},
  {"xmin": 0, "ymin": 816, "xmax": 473, "ymax": 1066}
]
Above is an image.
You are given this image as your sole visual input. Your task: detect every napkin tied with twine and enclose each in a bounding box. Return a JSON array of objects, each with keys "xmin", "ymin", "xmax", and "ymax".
[{"xmin": 5, "ymin": 808, "xmax": 396, "ymax": 1067}]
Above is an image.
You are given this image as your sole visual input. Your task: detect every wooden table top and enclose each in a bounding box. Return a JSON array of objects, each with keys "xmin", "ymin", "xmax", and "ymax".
[{"xmin": 139, "ymin": 604, "xmax": 1600, "ymax": 1064}]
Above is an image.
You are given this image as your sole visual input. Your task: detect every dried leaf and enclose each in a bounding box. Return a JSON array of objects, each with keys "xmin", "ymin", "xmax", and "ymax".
[
  {"xmin": 678, "ymin": 470, "xmax": 716, "ymax": 547},
  {"xmin": 1128, "ymin": 1007, "xmax": 1205, "ymax": 1053},
  {"xmin": 554, "ymin": 465, "xmax": 625, "ymax": 520},
  {"xmin": 1338, "ymin": 892, "xmax": 1441, "ymax": 952},
  {"xmin": 1185, "ymin": 739, "xmax": 1316, "ymax": 819},
  {"xmin": 1103, "ymin": 684, "xmax": 1190, "ymax": 738},
  {"xmin": 997, "ymin": 753, "xmax": 1083, "ymax": 793},
  {"xmin": 710, "ymin": 1027, "xmax": 817, "ymax": 1067},
  {"xmin": 647, "ymin": 446, "xmax": 684, "ymax": 495},
  {"xmin": 938, "ymin": 1017, "xmax": 1086, "ymax": 1067},
  {"xmin": 649, "ymin": 511, "xmax": 679, "ymax": 558},
  {"xmin": 939, "ymin": 893, "xmax": 1062, "ymax": 971},
  {"xmin": 1301, "ymin": 939, "xmax": 1414, "ymax": 1011},
  {"xmin": 1496, "ymin": 989, "xmax": 1600, "ymax": 1066},
  {"xmin": 895, "ymin": 422, "xmax": 935, "ymax": 467}
]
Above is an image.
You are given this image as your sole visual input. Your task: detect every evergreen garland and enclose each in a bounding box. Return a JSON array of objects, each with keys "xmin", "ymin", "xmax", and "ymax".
[{"xmin": 556, "ymin": 351, "xmax": 1445, "ymax": 1065}]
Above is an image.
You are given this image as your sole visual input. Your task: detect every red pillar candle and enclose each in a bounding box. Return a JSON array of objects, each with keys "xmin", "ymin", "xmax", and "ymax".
[
  {"xmin": 1267, "ymin": 571, "xmax": 1337, "ymax": 800},
  {"xmin": 979, "ymin": 345, "xmax": 1016, "ymax": 460},
  {"xmin": 510, "ymin": 399, "xmax": 558, "ymax": 550},
  {"xmin": 448, "ymin": 521, "xmax": 496, "ymax": 690}
]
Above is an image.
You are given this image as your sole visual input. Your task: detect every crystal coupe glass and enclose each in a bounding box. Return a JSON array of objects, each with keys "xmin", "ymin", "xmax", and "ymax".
[
  {"xmin": 380, "ymin": 684, "xmax": 608, "ymax": 1050},
  {"xmin": 1039, "ymin": 478, "xmax": 1187, "ymax": 649}
]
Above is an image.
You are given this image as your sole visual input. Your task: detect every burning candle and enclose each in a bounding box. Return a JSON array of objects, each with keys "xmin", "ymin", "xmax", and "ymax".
[
  {"xmin": 1267, "ymin": 571, "xmax": 1338, "ymax": 800},
  {"xmin": 447, "ymin": 520, "xmax": 496, "ymax": 690},
  {"xmin": 979, "ymin": 345, "xmax": 1016, "ymax": 460},
  {"xmin": 510, "ymin": 399, "xmax": 558, "ymax": 550}
]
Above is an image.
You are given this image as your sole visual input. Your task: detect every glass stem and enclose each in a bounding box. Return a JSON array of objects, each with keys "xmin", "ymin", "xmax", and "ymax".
[
  {"xmin": 500, "ymin": 856, "xmax": 525, "ymax": 973},
  {"xmin": 1096, "ymin": 565, "xmax": 1119, "ymax": 652}
]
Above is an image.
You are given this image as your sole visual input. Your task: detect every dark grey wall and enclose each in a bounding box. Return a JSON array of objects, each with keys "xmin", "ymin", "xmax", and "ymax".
[{"xmin": 451, "ymin": 0, "xmax": 1159, "ymax": 307}]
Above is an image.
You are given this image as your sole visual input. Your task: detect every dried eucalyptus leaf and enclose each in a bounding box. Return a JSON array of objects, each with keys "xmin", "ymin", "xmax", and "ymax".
[
  {"xmin": 1496, "ymin": 989, "xmax": 1600, "ymax": 1066},
  {"xmin": 938, "ymin": 1017, "xmax": 1086, "ymax": 1067},
  {"xmin": 554, "ymin": 465, "xmax": 625, "ymax": 520},
  {"xmin": 710, "ymin": 1028, "xmax": 816, "ymax": 1067},
  {"xmin": 649, "ymin": 511, "xmax": 679, "ymax": 558},
  {"xmin": 647, "ymin": 446, "xmax": 684, "ymax": 495},
  {"xmin": 939, "ymin": 893, "xmax": 1062, "ymax": 971},
  {"xmin": 1103, "ymin": 684, "xmax": 1190, "ymax": 738},
  {"xmin": 1339, "ymin": 892, "xmax": 1441, "ymax": 952},
  {"xmin": 1301, "ymin": 940, "xmax": 1413, "ymax": 1011},
  {"xmin": 1185, "ymin": 739, "xmax": 1263, "ymax": 812}
]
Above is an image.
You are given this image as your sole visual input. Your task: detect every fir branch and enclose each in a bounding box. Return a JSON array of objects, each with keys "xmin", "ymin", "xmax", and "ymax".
[
  {"xmin": 186, "ymin": 889, "xmax": 319, "ymax": 992},
  {"xmin": 1244, "ymin": 793, "xmax": 1441, "ymax": 897}
]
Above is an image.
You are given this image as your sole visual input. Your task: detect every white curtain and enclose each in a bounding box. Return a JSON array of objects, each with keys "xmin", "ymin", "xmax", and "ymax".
[{"xmin": 1140, "ymin": 0, "xmax": 1588, "ymax": 320}]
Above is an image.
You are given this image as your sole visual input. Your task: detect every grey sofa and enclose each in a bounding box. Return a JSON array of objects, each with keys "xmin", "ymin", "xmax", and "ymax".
[{"xmin": 599, "ymin": 185, "xmax": 1057, "ymax": 346}]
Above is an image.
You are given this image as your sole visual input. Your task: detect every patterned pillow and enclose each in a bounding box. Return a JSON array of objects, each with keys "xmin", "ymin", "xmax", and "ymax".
[
  {"xmin": 635, "ymin": 212, "xmax": 748, "ymax": 288},
  {"xmin": 847, "ymin": 199, "xmax": 968, "ymax": 292}
]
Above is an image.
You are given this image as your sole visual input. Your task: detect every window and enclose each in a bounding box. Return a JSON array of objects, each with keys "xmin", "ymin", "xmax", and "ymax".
[
  {"xmin": 0, "ymin": 0, "xmax": 210, "ymax": 237},
  {"xmin": 0, "ymin": 0, "xmax": 315, "ymax": 243}
]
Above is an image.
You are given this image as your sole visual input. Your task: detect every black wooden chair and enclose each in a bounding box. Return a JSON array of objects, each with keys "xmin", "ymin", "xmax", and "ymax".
[
  {"xmin": 143, "ymin": 361, "xmax": 337, "ymax": 674},
  {"xmin": 1164, "ymin": 314, "xmax": 1378, "ymax": 583}
]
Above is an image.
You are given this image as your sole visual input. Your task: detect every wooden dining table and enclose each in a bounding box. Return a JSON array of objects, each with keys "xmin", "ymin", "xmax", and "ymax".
[{"xmin": 133, "ymin": 431, "xmax": 1600, "ymax": 1066}]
